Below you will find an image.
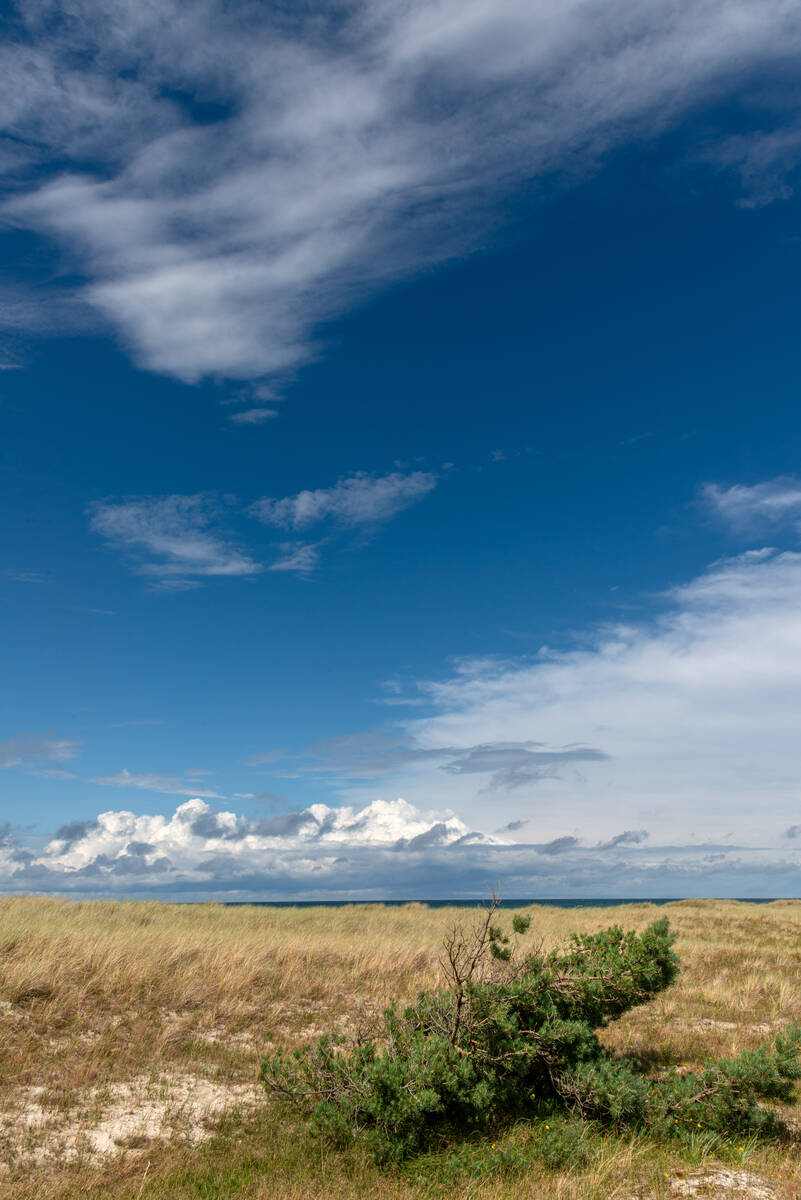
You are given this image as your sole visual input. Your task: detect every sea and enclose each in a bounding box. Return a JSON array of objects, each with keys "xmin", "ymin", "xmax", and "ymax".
[{"xmin": 223, "ymin": 897, "xmax": 786, "ymax": 909}]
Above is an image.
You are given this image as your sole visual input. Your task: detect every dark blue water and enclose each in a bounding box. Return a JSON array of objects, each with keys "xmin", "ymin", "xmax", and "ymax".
[{"xmin": 223, "ymin": 897, "xmax": 788, "ymax": 909}]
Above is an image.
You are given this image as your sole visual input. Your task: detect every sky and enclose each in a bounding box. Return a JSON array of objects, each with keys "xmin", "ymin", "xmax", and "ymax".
[{"xmin": 3, "ymin": 0, "xmax": 801, "ymax": 900}]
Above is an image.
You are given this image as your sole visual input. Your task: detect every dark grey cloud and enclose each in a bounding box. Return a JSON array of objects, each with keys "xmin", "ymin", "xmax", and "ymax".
[
  {"xmin": 597, "ymin": 830, "xmax": 649, "ymax": 850},
  {"xmin": 252, "ymin": 812, "xmax": 315, "ymax": 838},
  {"xmin": 498, "ymin": 819, "xmax": 529, "ymax": 833},
  {"xmin": 189, "ymin": 810, "xmax": 237, "ymax": 840},
  {"xmin": 394, "ymin": 822, "xmax": 455, "ymax": 852},
  {"xmin": 295, "ymin": 732, "xmax": 608, "ymax": 790},
  {"xmin": 190, "ymin": 807, "xmax": 323, "ymax": 841},
  {"xmin": 126, "ymin": 841, "xmax": 155, "ymax": 856},
  {"xmin": 441, "ymin": 743, "xmax": 609, "ymax": 791},
  {"xmin": 54, "ymin": 819, "xmax": 99, "ymax": 847},
  {"xmin": 536, "ymin": 836, "xmax": 580, "ymax": 856},
  {"xmin": 5, "ymin": 832, "xmax": 799, "ymax": 901},
  {"xmin": 785, "ymin": 825, "xmax": 801, "ymax": 839}
]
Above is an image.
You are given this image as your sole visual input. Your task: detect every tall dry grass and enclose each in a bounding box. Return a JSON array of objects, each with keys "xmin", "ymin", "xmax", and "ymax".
[{"xmin": 1, "ymin": 896, "xmax": 801, "ymax": 1198}]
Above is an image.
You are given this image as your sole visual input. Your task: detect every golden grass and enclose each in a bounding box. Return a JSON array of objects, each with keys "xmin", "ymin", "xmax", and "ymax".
[{"xmin": 1, "ymin": 896, "xmax": 801, "ymax": 1198}]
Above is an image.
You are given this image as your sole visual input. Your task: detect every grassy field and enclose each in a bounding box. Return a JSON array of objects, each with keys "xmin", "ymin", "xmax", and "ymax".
[{"xmin": 1, "ymin": 896, "xmax": 800, "ymax": 1198}]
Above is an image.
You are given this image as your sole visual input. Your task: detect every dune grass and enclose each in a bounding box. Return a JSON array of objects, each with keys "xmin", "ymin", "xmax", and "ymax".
[{"xmin": 1, "ymin": 896, "xmax": 801, "ymax": 1197}]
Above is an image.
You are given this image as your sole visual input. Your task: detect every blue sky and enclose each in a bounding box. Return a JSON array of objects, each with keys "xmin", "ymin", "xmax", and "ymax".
[{"xmin": 3, "ymin": 0, "xmax": 801, "ymax": 898}]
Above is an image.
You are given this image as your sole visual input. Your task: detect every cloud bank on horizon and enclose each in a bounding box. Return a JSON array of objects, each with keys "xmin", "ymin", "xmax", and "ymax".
[
  {"xmin": 2, "ymin": 794, "xmax": 798, "ymax": 900},
  {"xmin": 2, "ymin": 0, "xmax": 801, "ymax": 397}
]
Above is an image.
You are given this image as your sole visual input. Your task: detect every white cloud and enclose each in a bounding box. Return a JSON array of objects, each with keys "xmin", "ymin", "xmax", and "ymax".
[
  {"xmin": 228, "ymin": 408, "xmax": 278, "ymax": 425},
  {"xmin": 91, "ymin": 769, "xmax": 226, "ymax": 801},
  {"xmin": 0, "ymin": 794, "xmax": 798, "ymax": 898},
  {"xmin": 28, "ymin": 767, "xmax": 77, "ymax": 780},
  {"xmin": 0, "ymin": 732, "xmax": 79, "ymax": 768},
  {"xmin": 267, "ymin": 542, "xmax": 322, "ymax": 574},
  {"xmin": 252, "ymin": 471, "xmax": 437, "ymax": 529},
  {"xmin": 350, "ymin": 546, "xmax": 801, "ymax": 849},
  {"xmin": 3, "ymin": 1, "xmax": 801, "ymax": 385},
  {"xmin": 702, "ymin": 478, "xmax": 801, "ymax": 529},
  {"xmin": 3, "ymin": 569, "xmax": 47, "ymax": 583},
  {"xmin": 0, "ymin": 796, "xmax": 482, "ymax": 894},
  {"xmin": 696, "ymin": 123, "xmax": 801, "ymax": 207},
  {"xmin": 88, "ymin": 494, "xmax": 262, "ymax": 584}
]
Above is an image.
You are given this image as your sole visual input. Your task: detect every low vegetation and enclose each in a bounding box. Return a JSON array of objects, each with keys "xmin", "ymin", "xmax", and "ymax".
[
  {"xmin": 1, "ymin": 895, "xmax": 801, "ymax": 1197},
  {"xmin": 263, "ymin": 897, "xmax": 801, "ymax": 1165}
]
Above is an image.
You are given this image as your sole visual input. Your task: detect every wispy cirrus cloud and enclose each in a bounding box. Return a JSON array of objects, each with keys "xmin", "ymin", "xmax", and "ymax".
[
  {"xmin": 3, "ymin": 568, "xmax": 47, "ymax": 583},
  {"xmin": 88, "ymin": 494, "xmax": 261, "ymax": 586},
  {"xmin": 88, "ymin": 472, "xmax": 433, "ymax": 583},
  {"xmin": 4, "ymin": 1, "xmax": 801, "ymax": 394},
  {"xmin": 251, "ymin": 471, "xmax": 437, "ymax": 530},
  {"xmin": 0, "ymin": 732, "xmax": 79, "ymax": 768},
  {"xmin": 696, "ymin": 123, "xmax": 801, "ymax": 208},
  {"xmin": 267, "ymin": 542, "xmax": 322, "ymax": 575},
  {"xmin": 228, "ymin": 408, "xmax": 278, "ymax": 426},
  {"xmin": 701, "ymin": 477, "xmax": 801, "ymax": 530},
  {"xmin": 91, "ymin": 768, "xmax": 225, "ymax": 800}
]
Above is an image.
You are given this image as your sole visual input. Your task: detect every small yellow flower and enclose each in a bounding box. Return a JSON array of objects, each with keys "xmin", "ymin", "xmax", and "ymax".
[
  {"xmin": 491, "ymin": 1143, "xmax": 496, "ymax": 1149},
  {"xmin": 545, "ymin": 1124, "xmax": 550, "ymax": 1130},
  {"xmin": 696, "ymin": 1122, "xmax": 701, "ymax": 1128}
]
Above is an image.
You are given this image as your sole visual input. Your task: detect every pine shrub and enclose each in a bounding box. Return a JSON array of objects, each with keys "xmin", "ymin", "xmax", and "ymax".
[{"xmin": 260, "ymin": 897, "xmax": 801, "ymax": 1165}]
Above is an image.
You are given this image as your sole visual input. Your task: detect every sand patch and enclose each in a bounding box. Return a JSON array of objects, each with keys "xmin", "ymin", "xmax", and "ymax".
[
  {"xmin": 197, "ymin": 1027, "xmax": 259, "ymax": 1047},
  {"xmin": 683, "ymin": 1020, "xmax": 777, "ymax": 1036},
  {"xmin": 668, "ymin": 1168, "xmax": 775, "ymax": 1198},
  {"xmin": 0, "ymin": 1074, "xmax": 260, "ymax": 1166}
]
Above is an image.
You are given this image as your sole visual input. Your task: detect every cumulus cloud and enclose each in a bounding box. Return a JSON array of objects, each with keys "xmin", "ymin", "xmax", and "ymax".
[
  {"xmin": 0, "ymin": 732, "xmax": 79, "ymax": 768},
  {"xmin": 88, "ymin": 494, "xmax": 261, "ymax": 585},
  {"xmin": 251, "ymin": 471, "xmax": 437, "ymax": 530},
  {"xmin": 0, "ymin": 796, "xmax": 478, "ymax": 893},
  {"xmin": 3, "ymin": 1, "xmax": 801, "ymax": 388},
  {"xmin": 0, "ymin": 796, "xmax": 797, "ymax": 899}
]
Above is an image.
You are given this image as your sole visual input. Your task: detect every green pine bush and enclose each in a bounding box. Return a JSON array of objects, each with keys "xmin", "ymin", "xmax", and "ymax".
[{"xmin": 260, "ymin": 897, "xmax": 801, "ymax": 1165}]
